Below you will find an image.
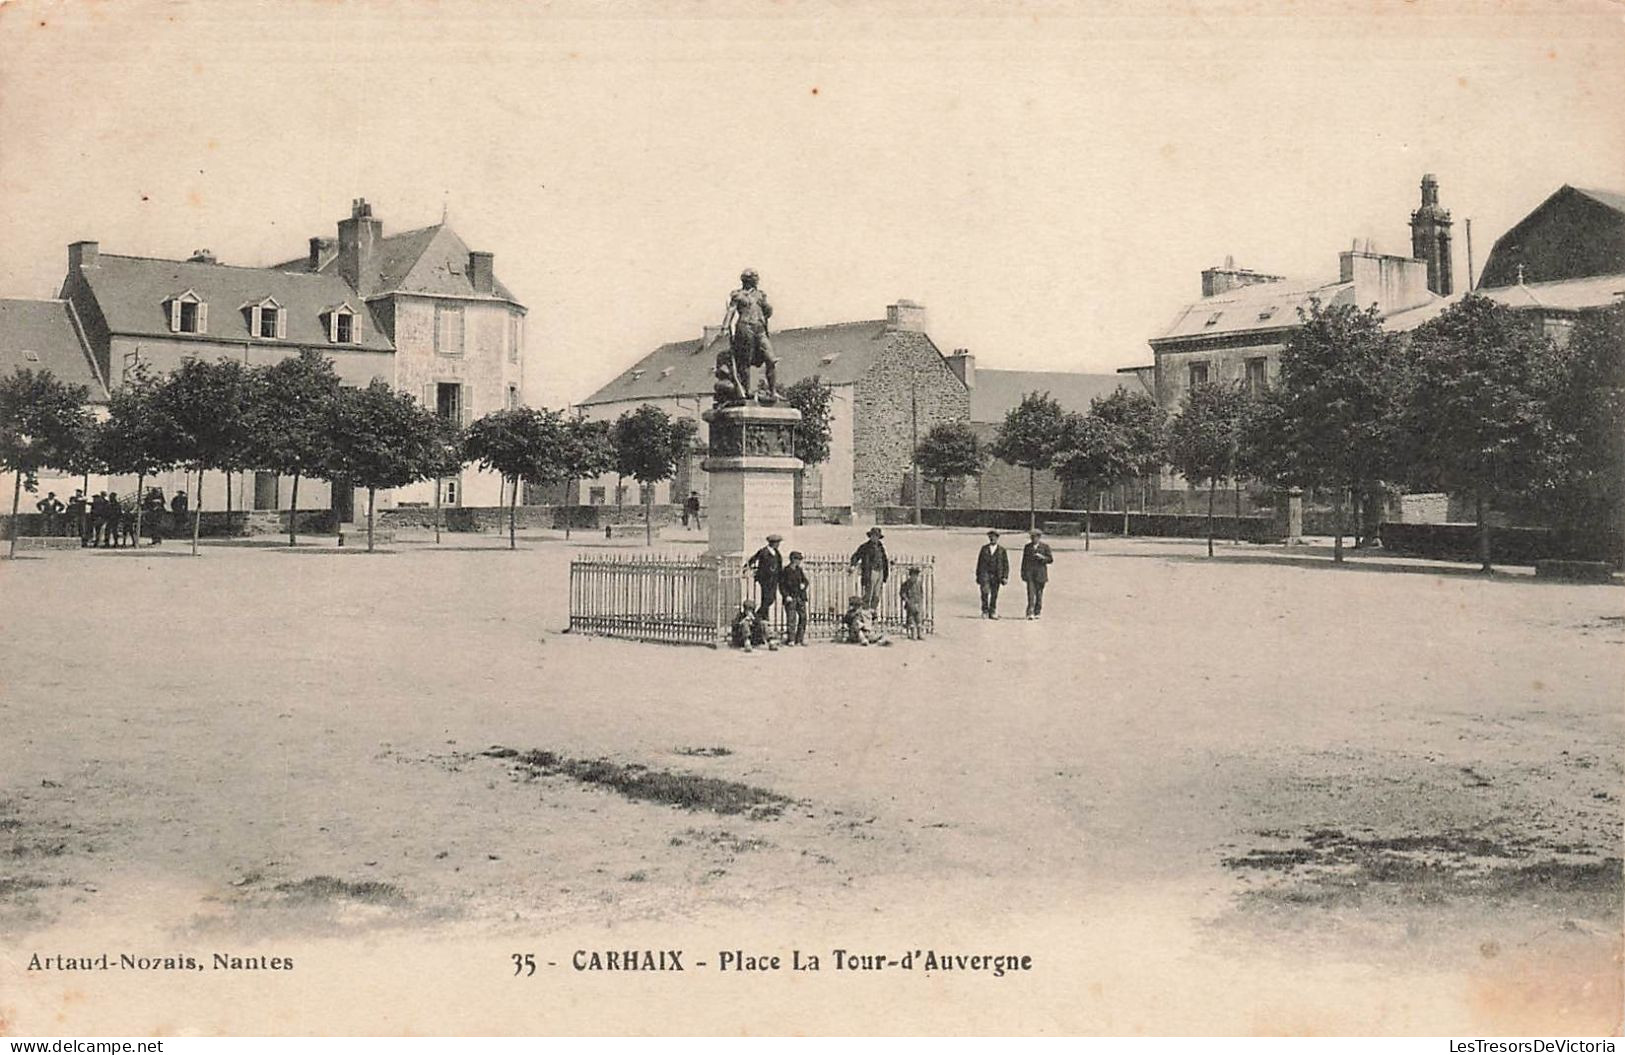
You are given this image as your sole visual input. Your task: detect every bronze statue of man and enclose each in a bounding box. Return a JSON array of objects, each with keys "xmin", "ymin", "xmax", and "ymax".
[{"xmin": 717, "ymin": 268, "xmax": 779, "ymax": 403}]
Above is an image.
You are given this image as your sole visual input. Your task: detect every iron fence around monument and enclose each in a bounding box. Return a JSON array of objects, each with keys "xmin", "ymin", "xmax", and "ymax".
[{"xmin": 567, "ymin": 552, "xmax": 935, "ymax": 647}]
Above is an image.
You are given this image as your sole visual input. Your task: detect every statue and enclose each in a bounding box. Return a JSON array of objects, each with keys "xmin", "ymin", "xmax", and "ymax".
[{"xmin": 713, "ymin": 268, "xmax": 780, "ymax": 405}]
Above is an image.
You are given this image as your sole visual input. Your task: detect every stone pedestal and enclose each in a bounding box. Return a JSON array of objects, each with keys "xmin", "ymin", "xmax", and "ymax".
[{"xmin": 702, "ymin": 403, "xmax": 803, "ymax": 558}]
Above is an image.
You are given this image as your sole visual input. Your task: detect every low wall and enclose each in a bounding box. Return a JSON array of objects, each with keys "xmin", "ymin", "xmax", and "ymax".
[
  {"xmin": 3, "ymin": 509, "xmax": 335, "ymax": 539},
  {"xmin": 380, "ymin": 504, "xmax": 683, "ymax": 533},
  {"xmin": 1380, "ymin": 522, "xmax": 1624, "ymax": 567},
  {"xmin": 870, "ymin": 506, "xmax": 1282, "ymax": 542}
]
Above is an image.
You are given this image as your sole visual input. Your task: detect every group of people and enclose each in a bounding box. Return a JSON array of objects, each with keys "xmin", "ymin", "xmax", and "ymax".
[
  {"xmin": 974, "ymin": 528, "xmax": 1054, "ymax": 619},
  {"xmin": 33, "ymin": 487, "xmax": 190, "ymax": 547},
  {"xmin": 730, "ymin": 527, "xmax": 927, "ymax": 652}
]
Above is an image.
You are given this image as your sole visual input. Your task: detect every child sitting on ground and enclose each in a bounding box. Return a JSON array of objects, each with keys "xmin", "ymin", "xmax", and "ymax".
[
  {"xmin": 841, "ymin": 595, "xmax": 891, "ymax": 646},
  {"xmin": 730, "ymin": 599, "xmax": 777, "ymax": 652},
  {"xmin": 900, "ymin": 565, "xmax": 925, "ymax": 640}
]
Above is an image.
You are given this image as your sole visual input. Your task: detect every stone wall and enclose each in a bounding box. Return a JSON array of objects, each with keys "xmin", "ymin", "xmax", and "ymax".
[{"xmin": 851, "ymin": 332, "xmax": 971, "ymax": 509}]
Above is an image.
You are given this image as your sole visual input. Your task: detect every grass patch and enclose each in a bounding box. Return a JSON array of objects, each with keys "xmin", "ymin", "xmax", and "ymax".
[
  {"xmin": 485, "ymin": 746, "xmax": 791, "ymax": 818},
  {"xmin": 272, "ymin": 876, "xmax": 406, "ymax": 905}
]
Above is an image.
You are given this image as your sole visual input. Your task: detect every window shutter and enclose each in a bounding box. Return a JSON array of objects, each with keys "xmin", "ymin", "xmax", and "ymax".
[
  {"xmin": 423, "ymin": 382, "xmax": 435, "ymax": 411},
  {"xmin": 326, "ymin": 311, "xmax": 337, "ymax": 344},
  {"xmin": 249, "ymin": 306, "xmax": 261, "ymax": 338},
  {"xmin": 169, "ymin": 299, "xmax": 180, "ymax": 333},
  {"xmin": 350, "ymin": 311, "xmax": 360, "ymax": 342},
  {"xmin": 275, "ymin": 308, "xmax": 287, "ymax": 340},
  {"xmin": 460, "ymin": 384, "xmax": 473, "ymax": 426},
  {"xmin": 197, "ymin": 302, "xmax": 208, "ymax": 333}
]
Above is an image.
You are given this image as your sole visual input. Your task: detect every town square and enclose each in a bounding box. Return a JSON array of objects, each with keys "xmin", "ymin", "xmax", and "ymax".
[{"xmin": 0, "ymin": 0, "xmax": 1621, "ymax": 1040}]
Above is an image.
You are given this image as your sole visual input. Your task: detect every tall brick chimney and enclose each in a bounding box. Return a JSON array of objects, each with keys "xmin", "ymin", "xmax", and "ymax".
[
  {"xmin": 468, "ymin": 251, "xmax": 494, "ymax": 295},
  {"xmin": 336, "ymin": 198, "xmax": 383, "ymax": 296},
  {"xmin": 1201, "ymin": 256, "xmax": 1285, "ymax": 297},
  {"xmin": 946, "ymin": 348, "xmax": 975, "ymax": 389},
  {"xmin": 68, "ymin": 241, "xmax": 99, "ymax": 271},
  {"xmin": 885, "ymin": 299, "xmax": 929, "ymax": 333}
]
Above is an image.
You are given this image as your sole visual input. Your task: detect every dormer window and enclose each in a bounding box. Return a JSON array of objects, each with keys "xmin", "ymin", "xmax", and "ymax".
[
  {"xmin": 820, "ymin": 352, "xmax": 841, "ymax": 366},
  {"xmin": 168, "ymin": 290, "xmax": 207, "ymax": 334},
  {"xmin": 242, "ymin": 297, "xmax": 285, "ymax": 340},
  {"xmin": 22, "ymin": 349, "xmax": 40, "ymax": 362},
  {"xmin": 1203, "ymin": 311, "xmax": 1223, "ymax": 327},
  {"xmin": 324, "ymin": 303, "xmax": 359, "ymax": 344},
  {"xmin": 1257, "ymin": 306, "xmax": 1277, "ymax": 322}
]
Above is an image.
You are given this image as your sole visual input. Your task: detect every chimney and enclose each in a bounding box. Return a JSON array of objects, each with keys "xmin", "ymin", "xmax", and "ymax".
[
  {"xmin": 68, "ymin": 241, "xmax": 99, "ymax": 271},
  {"xmin": 187, "ymin": 249, "xmax": 216, "ymax": 264},
  {"xmin": 468, "ymin": 251, "xmax": 494, "ymax": 295},
  {"xmin": 701, "ymin": 324, "xmax": 725, "ymax": 348},
  {"xmin": 1340, "ymin": 248, "xmax": 1432, "ymax": 314},
  {"xmin": 885, "ymin": 299, "xmax": 929, "ymax": 333},
  {"xmin": 336, "ymin": 197, "xmax": 383, "ymax": 296},
  {"xmin": 1201, "ymin": 260, "xmax": 1286, "ymax": 298},
  {"xmin": 307, "ymin": 237, "xmax": 334, "ymax": 271},
  {"xmin": 946, "ymin": 348, "xmax": 976, "ymax": 390}
]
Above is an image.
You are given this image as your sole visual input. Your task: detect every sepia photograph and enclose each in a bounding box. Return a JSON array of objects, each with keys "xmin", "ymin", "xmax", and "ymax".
[{"xmin": 0, "ymin": 0, "xmax": 1621, "ymax": 1038}]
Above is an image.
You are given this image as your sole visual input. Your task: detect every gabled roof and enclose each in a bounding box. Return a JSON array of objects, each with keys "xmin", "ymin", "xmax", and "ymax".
[
  {"xmin": 0, "ymin": 298, "xmax": 108, "ymax": 401},
  {"xmin": 579, "ymin": 319, "xmax": 911, "ymax": 406},
  {"xmin": 73, "ymin": 255, "xmax": 394, "ymax": 350},
  {"xmin": 1383, "ymin": 273, "xmax": 1625, "ymax": 332},
  {"xmin": 276, "ymin": 223, "xmax": 521, "ymax": 304},
  {"xmin": 1572, "ymin": 186, "xmax": 1625, "ymax": 215},
  {"xmin": 970, "ymin": 369, "xmax": 1126, "ymax": 424},
  {"xmin": 1152, "ymin": 278, "xmax": 1355, "ymax": 344}
]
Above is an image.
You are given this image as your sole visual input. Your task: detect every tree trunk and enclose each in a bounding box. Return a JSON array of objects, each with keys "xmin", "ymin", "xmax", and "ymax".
[
  {"xmin": 433, "ymin": 476, "xmax": 442, "ymax": 544},
  {"xmin": 288, "ymin": 473, "xmax": 301, "ymax": 546},
  {"xmin": 1206, "ymin": 478, "xmax": 1216, "ymax": 557},
  {"xmin": 1028, "ymin": 467, "xmax": 1036, "ymax": 531},
  {"xmin": 7, "ymin": 469, "xmax": 21, "ymax": 560},
  {"xmin": 1233, "ymin": 478, "xmax": 1241, "ymax": 545},
  {"xmin": 366, "ymin": 486, "xmax": 376, "ymax": 553},
  {"xmin": 644, "ymin": 485, "xmax": 653, "ymax": 547},
  {"xmin": 191, "ymin": 468, "xmax": 203, "ymax": 557},
  {"xmin": 134, "ymin": 471, "xmax": 145, "ymax": 545},
  {"xmin": 564, "ymin": 478, "xmax": 573, "ymax": 540},
  {"xmin": 1333, "ymin": 487, "xmax": 1345, "ymax": 563},
  {"xmin": 510, "ymin": 476, "xmax": 519, "ymax": 551},
  {"xmin": 1476, "ymin": 492, "xmax": 1492, "ymax": 572},
  {"xmin": 1352, "ymin": 490, "xmax": 1363, "ymax": 548},
  {"xmin": 1083, "ymin": 491, "xmax": 1091, "ymax": 552},
  {"xmin": 1123, "ymin": 480, "xmax": 1131, "ymax": 536},
  {"xmin": 225, "ymin": 470, "xmax": 232, "ymax": 521}
]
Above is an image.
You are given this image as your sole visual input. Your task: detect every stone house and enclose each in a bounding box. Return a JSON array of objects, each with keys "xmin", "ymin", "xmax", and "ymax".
[
  {"xmin": 0, "ymin": 297, "xmax": 110, "ymax": 506},
  {"xmin": 574, "ymin": 301, "xmax": 970, "ymax": 518},
  {"xmin": 48, "ymin": 198, "xmax": 526, "ymax": 519}
]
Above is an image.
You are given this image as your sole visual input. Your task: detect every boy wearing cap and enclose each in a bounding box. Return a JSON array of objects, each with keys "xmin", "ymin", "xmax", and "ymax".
[
  {"xmin": 849, "ymin": 527, "xmax": 889, "ymax": 612},
  {"xmin": 975, "ymin": 529, "xmax": 1010, "ymax": 618},
  {"xmin": 779, "ymin": 550, "xmax": 810, "ymax": 646},
  {"xmin": 900, "ymin": 566, "xmax": 925, "ymax": 640},
  {"xmin": 1021, "ymin": 528, "xmax": 1054, "ymax": 619},
  {"xmin": 745, "ymin": 533, "xmax": 786, "ymax": 623}
]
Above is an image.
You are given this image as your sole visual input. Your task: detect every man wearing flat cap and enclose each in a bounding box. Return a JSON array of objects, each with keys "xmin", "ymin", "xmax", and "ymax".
[
  {"xmin": 975, "ymin": 529, "xmax": 1010, "ymax": 619},
  {"xmin": 1021, "ymin": 528, "xmax": 1054, "ymax": 619},
  {"xmin": 745, "ymin": 533, "xmax": 786, "ymax": 624},
  {"xmin": 850, "ymin": 526, "xmax": 890, "ymax": 612}
]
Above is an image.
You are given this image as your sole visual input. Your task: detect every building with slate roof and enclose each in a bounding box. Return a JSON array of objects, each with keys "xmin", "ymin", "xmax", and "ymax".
[
  {"xmin": 50, "ymin": 198, "xmax": 526, "ymax": 518},
  {"xmin": 576, "ymin": 301, "xmax": 969, "ymax": 516}
]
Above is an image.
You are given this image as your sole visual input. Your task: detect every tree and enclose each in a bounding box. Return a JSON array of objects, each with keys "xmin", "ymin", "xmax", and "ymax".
[
  {"xmin": 914, "ymin": 420, "xmax": 986, "ymax": 523},
  {"xmin": 1, "ymin": 368, "xmax": 93, "ymax": 559},
  {"xmin": 465, "ymin": 407, "xmax": 578, "ymax": 550},
  {"xmin": 94, "ymin": 365, "xmax": 171, "ymax": 546},
  {"xmin": 990, "ymin": 392, "xmax": 1067, "ymax": 530},
  {"xmin": 1052, "ymin": 411, "xmax": 1130, "ymax": 550},
  {"xmin": 1538, "ymin": 301, "xmax": 1625, "ymax": 561},
  {"xmin": 612, "ymin": 404, "xmax": 699, "ymax": 546},
  {"xmin": 1272, "ymin": 299, "xmax": 1409, "ymax": 562},
  {"xmin": 326, "ymin": 380, "xmax": 443, "ymax": 552},
  {"xmin": 1166, "ymin": 380, "xmax": 1247, "ymax": 557},
  {"xmin": 560, "ymin": 417, "xmax": 616, "ymax": 540},
  {"xmin": 421, "ymin": 415, "xmax": 466, "ymax": 545},
  {"xmin": 251, "ymin": 349, "xmax": 342, "ymax": 546},
  {"xmin": 153, "ymin": 357, "xmax": 258, "ymax": 555},
  {"xmin": 1089, "ymin": 388, "xmax": 1166, "ymax": 532},
  {"xmin": 781, "ymin": 376, "xmax": 834, "ymax": 523},
  {"xmin": 1404, "ymin": 294, "xmax": 1554, "ymax": 572}
]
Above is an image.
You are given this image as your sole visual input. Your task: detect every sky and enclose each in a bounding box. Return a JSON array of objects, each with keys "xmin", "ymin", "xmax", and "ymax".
[{"xmin": 1, "ymin": 0, "xmax": 1622, "ymax": 407}]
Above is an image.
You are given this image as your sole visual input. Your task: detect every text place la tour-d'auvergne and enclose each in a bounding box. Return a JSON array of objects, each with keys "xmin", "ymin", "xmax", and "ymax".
[{"xmin": 1, "ymin": 5, "xmax": 1622, "ymax": 1036}]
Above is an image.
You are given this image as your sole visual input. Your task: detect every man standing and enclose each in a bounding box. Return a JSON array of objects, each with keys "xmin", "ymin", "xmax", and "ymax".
[
  {"xmin": 850, "ymin": 527, "xmax": 889, "ymax": 611},
  {"xmin": 89, "ymin": 492, "xmax": 110, "ymax": 547},
  {"xmin": 1021, "ymin": 528, "xmax": 1054, "ymax": 619},
  {"xmin": 745, "ymin": 533, "xmax": 786, "ymax": 624},
  {"xmin": 66, "ymin": 490, "xmax": 87, "ymax": 544},
  {"xmin": 35, "ymin": 492, "xmax": 63, "ymax": 537},
  {"xmin": 975, "ymin": 529, "xmax": 1010, "ymax": 619},
  {"xmin": 684, "ymin": 491, "xmax": 702, "ymax": 530},
  {"xmin": 103, "ymin": 491, "xmax": 124, "ymax": 548},
  {"xmin": 718, "ymin": 268, "xmax": 779, "ymax": 402},
  {"xmin": 779, "ymin": 550, "xmax": 810, "ymax": 646}
]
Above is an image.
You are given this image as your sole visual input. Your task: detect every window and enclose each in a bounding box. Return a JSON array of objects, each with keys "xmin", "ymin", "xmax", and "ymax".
[
  {"xmin": 1257, "ymin": 306, "xmax": 1277, "ymax": 322},
  {"xmin": 507, "ymin": 384, "xmax": 520, "ymax": 409},
  {"xmin": 434, "ymin": 304, "xmax": 465, "ymax": 357},
  {"xmin": 1203, "ymin": 311, "xmax": 1223, "ymax": 327},
  {"xmin": 1188, "ymin": 361, "xmax": 1209, "ymax": 387},
  {"xmin": 168, "ymin": 291, "xmax": 207, "ymax": 334},
  {"xmin": 441, "ymin": 478, "xmax": 460, "ymax": 506},
  {"xmin": 243, "ymin": 298, "xmax": 284, "ymax": 340},
  {"xmin": 259, "ymin": 306, "xmax": 280, "ymax": 338},
  {"xmin": 436, "ymin": 383, "xmax": 462, "ymax": 422},
  {"xmin": 334, "ymin": 312, "xmax": 354, "ymax": 343},
  {"xmin": 588, "ymin": 487, "xmax": 607, "ymax": 506},
  {"xmin": 507, "ymin": 314, "xmax": 521, "ymax": 364},
  {"xmin": 1245, "ymin": 357, "xmax": 1268, "ymax": 393},
  {"xmin": 21, "ymin": 349, "xmax": 39, "ymax": 362}
]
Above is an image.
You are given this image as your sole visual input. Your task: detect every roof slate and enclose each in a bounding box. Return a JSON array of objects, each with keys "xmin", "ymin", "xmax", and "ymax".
[
  {"xmin": 1153, "ymin": 279, "xmax": 1355, "ymax": 343},
  {"xmin": 78, "ymin": 255, "xmax": 395, "ymax": 351},
  {"xmin": 0, "ymin": 298, "xmax": 107, "ymax": 401},
  {"xmin": 1573, "ymin": 186, "xmax": 1625, "ymax": 215},
  {"xmin": 278, "ymin": 224, "xmax": 520, "ymax": 304},
  {"xmin": 1383, "ymin": 272, "xmax": 1625, "ymax": 331}
]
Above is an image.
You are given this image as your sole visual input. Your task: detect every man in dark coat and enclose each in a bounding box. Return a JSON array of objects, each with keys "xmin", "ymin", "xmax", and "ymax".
[
  {"xmin": 66, "ymin": 490, "xmax": 87, "ymax": 544},
  {"xmin": 35, "ymin": 492, "xmax": 63, "ymax": 537},
  {"xmin": 745, "ymin": 533, "xmax": 786, "ymax": 622},
  {"xmin": 1020, "ymin": 528, "xmax": 1054, "ymax": 619},
  {"xmin": 89, "ymin": 492, "xmax": 110, "ymax": 547},
  {"xmin": 779, "ymin": 550, "xmax": 811, "ymax": 646},
  {"xmin": 975, "ymin": 529, "xmax": 1011, "ymax": 619},
  {"xmin": 850, "ymin": 527, "xmax": 889, "ymax": 610},
  {"xmin": 103, "ymin": 492, "xmax": 124, "ymax": 548}
]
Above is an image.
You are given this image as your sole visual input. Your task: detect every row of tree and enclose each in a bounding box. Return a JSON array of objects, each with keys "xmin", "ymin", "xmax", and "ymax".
[{"xmin": 913, "ymin": 295, "xmax": 1623, "ymax": 571}]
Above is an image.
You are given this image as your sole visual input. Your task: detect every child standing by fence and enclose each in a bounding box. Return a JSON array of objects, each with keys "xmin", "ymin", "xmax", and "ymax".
[{"xmin": 901, "ymin": 565, "xmax": 925, "ymax": 640}]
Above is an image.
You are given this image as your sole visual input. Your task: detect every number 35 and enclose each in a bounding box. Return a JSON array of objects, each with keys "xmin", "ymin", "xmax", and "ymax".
[{"xmin": 512, "ymin": 953, "xmax": 536, "ymax": 976}]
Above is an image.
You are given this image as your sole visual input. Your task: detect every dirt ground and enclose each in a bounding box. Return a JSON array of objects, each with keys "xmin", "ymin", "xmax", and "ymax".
[{"xmin": 1, "ymin": 524, "xmax": 1620, "ymax": 1035}]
